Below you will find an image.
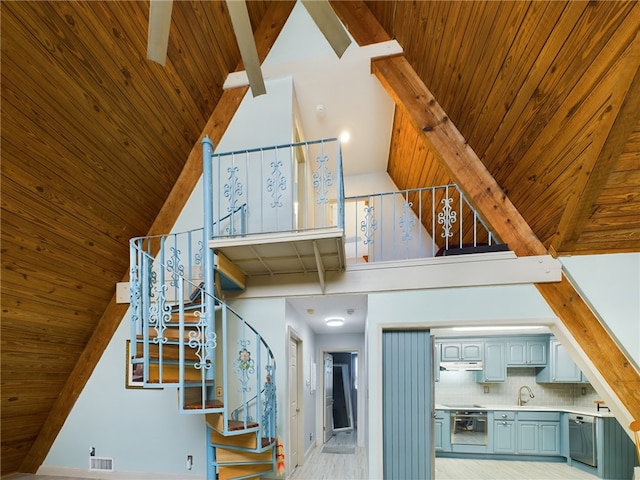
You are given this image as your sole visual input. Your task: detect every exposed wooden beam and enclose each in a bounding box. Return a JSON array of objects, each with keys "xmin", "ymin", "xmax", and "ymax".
[
  {"xmin": 372, "ymin": 55, "xmax": 545, "ymax": 257},
  {"xmin": 552, "ymin": 30, "xmax": 640, "ymax": 254},
  {"xmin": 19, "ymin": 1, "xmax": 297, "ymax": 472},
  {"xmin": 371, "ymin": 54, "xmax": 640, "ymax": 420}
]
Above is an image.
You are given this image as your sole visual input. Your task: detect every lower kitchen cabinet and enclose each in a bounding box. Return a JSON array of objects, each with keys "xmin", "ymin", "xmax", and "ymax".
[
  {"xmin": 517, "ymin": 420, "xmax": 560, "ymax": 455},
  {"xmin": 493, "ymin": 415, "xmax": 516, "ymax": 454},
  {"xmin": 434, "ymin": 410, "xmax": 451, "ymax": 452},
  {"xmin": 517, "ymin": 412, "xmax": 561, "ymax": 456}
]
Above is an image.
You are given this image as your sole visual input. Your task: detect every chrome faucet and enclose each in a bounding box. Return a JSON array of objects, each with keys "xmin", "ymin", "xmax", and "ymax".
[{"xmin": 517, "ymin": 385, "xmax": 535, "ymax": 406}]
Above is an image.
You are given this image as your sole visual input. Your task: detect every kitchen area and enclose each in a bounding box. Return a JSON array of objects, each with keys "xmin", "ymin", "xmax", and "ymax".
[{"xmin": 433, "ymin": 330, "xmax": 638, "ymax": 480}]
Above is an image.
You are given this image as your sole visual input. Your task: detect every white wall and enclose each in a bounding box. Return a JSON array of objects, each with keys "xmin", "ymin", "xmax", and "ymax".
[
  {"xmin": 560, "ymin": 253, "xmax": 640, "ymax": 365},
  {"xmin": 41, "ymin": 313, "xmax": 207, "ymax": 478}
]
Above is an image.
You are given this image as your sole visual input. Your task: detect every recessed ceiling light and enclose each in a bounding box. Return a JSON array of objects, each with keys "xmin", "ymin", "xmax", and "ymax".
[
  {"xmin": 325, "ymin": 316, "xmax": 345, "ymax": 327},
  {"xmin": 339, "ymin": 130, "xmax": 350, "ymax": 143}
]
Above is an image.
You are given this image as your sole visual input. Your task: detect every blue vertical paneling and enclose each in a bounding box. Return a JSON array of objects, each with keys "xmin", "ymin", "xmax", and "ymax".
[{"xmin": 383, "ymin": 330, "xmax": 434, "ymax": 479}]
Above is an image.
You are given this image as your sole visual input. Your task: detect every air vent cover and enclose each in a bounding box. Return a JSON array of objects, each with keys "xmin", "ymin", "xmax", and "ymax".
[{"xmin": 89, "ymin": 457, "xmax": 114, "ymax": 472}]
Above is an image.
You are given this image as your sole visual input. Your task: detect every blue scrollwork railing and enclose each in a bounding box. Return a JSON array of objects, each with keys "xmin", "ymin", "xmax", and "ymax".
[
  {"xmin": 204, "ymin": 137, "xmax": 344, "ymax": 238},
  {"xmin": 345, "ymin": 184, "xmax": 503, "ymax": 264}
]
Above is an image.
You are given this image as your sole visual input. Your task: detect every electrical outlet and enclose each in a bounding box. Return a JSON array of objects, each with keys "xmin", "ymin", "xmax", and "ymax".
[
  {"xmin": 186, "ymin": 454, "xmax": 193, "ymax": 470},
  {"xmin": 216, "ymin": 386, "xmax": 222, "ymax": 397},
  {"xmin": 483, "ymin": 386, "xmax": 490, "ymax": 394},
  {"xmin": 89, "ymin": 446, "xmax": 95, "ymax": 457},
  {"xmin": 309, "ymin": 433, "xmax": 312, "ymax": 441}
]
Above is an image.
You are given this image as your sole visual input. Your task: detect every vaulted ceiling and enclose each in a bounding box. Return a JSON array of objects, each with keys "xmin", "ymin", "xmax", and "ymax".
[{"xmin": 1, "ymin": 1, "xmax": 638, "ymax": 476}]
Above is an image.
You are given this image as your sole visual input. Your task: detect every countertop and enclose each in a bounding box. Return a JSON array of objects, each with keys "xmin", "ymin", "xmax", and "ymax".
[{"xmin": 436, "ymin": 403, "xmax": 615, "ymax": 417}]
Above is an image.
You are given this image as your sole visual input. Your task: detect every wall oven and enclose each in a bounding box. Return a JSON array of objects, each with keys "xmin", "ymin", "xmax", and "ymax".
[{"xmin": 450, "ymin": 410, "xmax": 488, "ymax": 446}]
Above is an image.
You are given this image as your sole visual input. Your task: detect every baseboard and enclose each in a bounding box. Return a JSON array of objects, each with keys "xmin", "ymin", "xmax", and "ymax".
[{"xmin": 37, "ymin": 465, "xmax": 205, "ymax": 479}]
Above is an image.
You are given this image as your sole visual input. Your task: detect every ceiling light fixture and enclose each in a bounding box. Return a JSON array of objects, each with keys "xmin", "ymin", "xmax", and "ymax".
[
  {"xmin": 339, "ymin": 130, "xmax": 350, "ymax": 143},
  {"xmin": 325, "ymin": 316, "xmax": 345, "ymax": 327}
]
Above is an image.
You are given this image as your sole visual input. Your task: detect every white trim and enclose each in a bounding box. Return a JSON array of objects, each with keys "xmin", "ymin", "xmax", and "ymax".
[{"xmin": 230, "ymin": 254, "xmax": 562, "ymax": 299}]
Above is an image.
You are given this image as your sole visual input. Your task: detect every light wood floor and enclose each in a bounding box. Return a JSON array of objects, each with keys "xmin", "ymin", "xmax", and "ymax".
[{"xmin": 290, "ymin": 428, "xmax": 597, "ymax": 479}]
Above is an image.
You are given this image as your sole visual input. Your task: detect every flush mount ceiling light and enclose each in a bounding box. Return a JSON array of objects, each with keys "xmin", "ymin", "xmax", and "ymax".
[{"xmin": 325, "ymin": 316, "xmax": 345, "ymax": 327}]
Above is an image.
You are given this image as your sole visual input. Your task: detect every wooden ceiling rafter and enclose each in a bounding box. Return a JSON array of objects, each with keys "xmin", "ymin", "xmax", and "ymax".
[{"xmin": 17, "ymin": 1, "xmax": 296, "ymax": 473}]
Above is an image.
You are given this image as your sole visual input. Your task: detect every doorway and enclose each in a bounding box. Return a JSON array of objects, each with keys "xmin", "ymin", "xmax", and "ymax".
[{"xmin": 324, "ymin": 351, "xmax": 358, "ymax": 442}]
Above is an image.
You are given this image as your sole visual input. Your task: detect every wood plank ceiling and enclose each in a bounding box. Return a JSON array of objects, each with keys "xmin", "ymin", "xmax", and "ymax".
[{"xmin": 1, "ymin": 0, "xmax": 638, "ymax": 476}]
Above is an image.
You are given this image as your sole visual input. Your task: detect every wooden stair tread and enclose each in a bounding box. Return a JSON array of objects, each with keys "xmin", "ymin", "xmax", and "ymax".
[
  {"xmin": 184, "ymin": 399, "xmax": 224, "ymax": 410},
  {"xmin": 227, "ymin": 419, "xmax": 260, "ymax": 431}
]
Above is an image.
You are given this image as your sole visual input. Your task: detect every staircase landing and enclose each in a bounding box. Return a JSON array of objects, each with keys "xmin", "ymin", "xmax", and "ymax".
[{"xmin": 209, "ymin": 228, "xmax": 345, "ymax": 284}]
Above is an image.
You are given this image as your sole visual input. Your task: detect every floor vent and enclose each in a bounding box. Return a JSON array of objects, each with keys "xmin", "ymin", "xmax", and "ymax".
[{"xmin": 89, "ymin": 456, "xmax": 114, "ymax": 471}]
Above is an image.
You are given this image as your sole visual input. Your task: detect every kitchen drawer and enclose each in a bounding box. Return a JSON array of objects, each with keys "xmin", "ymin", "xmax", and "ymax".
[
  {"xmin": 517, "ymin": 411, "xmax": 560, "ymax": 422},
  {"xmin": 494, "ymin": 411, "xmax": 515, "ymax": 421}
]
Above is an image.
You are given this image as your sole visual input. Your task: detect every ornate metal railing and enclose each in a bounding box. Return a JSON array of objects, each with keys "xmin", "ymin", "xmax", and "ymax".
[
  {"xmin": 202, "ymin": 136, "xmax": 345, "ymax": 239},
  {"xmin": 344, "ymin": 184, "xmax": 503, "ymax": 264},
  {"xmin": 129, "ymin": 237, "xmax": 277, "ymax": 442}
]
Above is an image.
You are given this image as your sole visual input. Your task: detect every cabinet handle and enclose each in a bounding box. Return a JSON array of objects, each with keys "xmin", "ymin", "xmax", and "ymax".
[
  {"xmin": 501, "ymin": 414, "xmax": 507, "ymax": 418},
  {"xmin": 502, "ymin": 421, "xmax": 508, "ymax": 425}
]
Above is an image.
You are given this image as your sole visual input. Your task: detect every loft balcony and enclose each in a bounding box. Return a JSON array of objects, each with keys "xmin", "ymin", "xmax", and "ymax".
[{"xmin": 202, "ymin": 136, "xmax": 505, "ymax": 289}]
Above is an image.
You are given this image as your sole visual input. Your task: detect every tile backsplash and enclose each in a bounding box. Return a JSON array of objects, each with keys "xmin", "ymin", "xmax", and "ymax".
[{"xmin": 436, "ymin": 368, "xmax": 602, "ymax": 411}]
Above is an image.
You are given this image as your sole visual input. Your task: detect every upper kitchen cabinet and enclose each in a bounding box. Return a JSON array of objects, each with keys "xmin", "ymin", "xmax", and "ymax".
[
  {"xmin": 477, "ymin": 341, "xmax": 506, "ymax": 383},
  {"xmin": 440, "ymin": 341, "xmax": 482, "ymax": 362},
  {"xmin": 537, "ymin": 338, "xmax": 589, "ymax": 383},
  {"xmin": 506, "ymin": 337, "xmax": 547, "ymax": 367}
]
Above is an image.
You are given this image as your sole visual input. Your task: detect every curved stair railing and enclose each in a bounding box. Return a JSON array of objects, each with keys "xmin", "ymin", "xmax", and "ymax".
[{"xmin": 129, "ymin": 231, "xmax": 277, "ymax": 479}]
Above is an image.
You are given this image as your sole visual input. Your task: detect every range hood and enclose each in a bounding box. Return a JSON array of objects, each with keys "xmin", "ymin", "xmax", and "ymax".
[{"xmin": 440, "ymin": 361, "xmax": 483, "ymax": 371}]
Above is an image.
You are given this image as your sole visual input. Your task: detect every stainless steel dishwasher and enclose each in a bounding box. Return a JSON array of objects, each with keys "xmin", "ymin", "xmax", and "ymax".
[{"xmin": 568, "ymin": 414, "xmax": 597, "ymax": 467}]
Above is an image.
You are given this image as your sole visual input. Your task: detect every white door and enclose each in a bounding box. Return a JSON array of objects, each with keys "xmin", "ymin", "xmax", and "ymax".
[
  {"xmin": 324, "ymin": 353, "xmax": 334, "ymax": 443},
  {"xmin": 289, "ymin": 339, "xmax": 300, "ymax": 468}
]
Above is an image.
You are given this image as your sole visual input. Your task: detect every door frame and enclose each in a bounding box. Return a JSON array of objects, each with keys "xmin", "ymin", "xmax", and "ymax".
[{"xmin": 288, "ymin": 327, "xmax": 304, "ymax": 472}]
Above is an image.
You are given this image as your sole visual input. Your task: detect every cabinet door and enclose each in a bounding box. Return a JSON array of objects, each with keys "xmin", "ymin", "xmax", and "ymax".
[
  {"xmin": 434, "ymin": 419, "xmax": 443, "ymax": 450},
  {"xmin": 517, "ymin": 422, "xmax": 538, "ymax": 454},
  {"xmin": 538, "ymin": 422, "xmax": 560, "ymax": 455},
  {"xmin": 527, "ymin": 341, "xmax": 547, "ymax": 366},
  {"xmin": 550, "ymin": 340, "xmax": 582, "ymax": 382},
  {"xmin": 493, "ymin": 420, "xmax": 515, "ymax": 453},
  {"xmin": 506, "ymin": 341, "xmax": 527, "ymax": 365},
  {"xmin": 461, "ymin": 343, "xmax": 482, "ymax": 361},
  {"xmin": 441, "ymin": 343, "xmax": 462, "ymax": 361},
  {"xmin": 480, "ymin": 342, "xmax": 505, "ymax": 382}
]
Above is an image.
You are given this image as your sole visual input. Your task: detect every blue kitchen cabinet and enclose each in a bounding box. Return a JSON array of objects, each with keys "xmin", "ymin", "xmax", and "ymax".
[
  {"xmin": 537, "ymin": 338, "xmax": 588, "ymax": 383},
  {"xmin": 506, "ymin": 336, "xmax": 547, "ymax": 366},
  {"xmin": 440, "ymin": 342, "xmax": 482, "ymax": 362},
  {"xmin": 477, "ymin": 341, "xmax": 506, "ymax": 383},
  {"xmin": 492, "ymin": 411, "xmax": 516, "ymax": 453},
  {"xmin": 434, "ymin": 410, "xmax": 451, "ymax": 452},
  {"xmin": 516, "ymin": 412, "xmax": 560, "ymax": 456}
]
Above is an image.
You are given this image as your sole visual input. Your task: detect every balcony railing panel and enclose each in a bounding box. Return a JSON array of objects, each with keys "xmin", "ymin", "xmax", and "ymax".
[
  {"xmin": 204, "ymin": 137, "xmax": 345, "ymax": 239},
  {"xmin": 345, "ymin": 185, "xmax": 502, "ymax": 264}
]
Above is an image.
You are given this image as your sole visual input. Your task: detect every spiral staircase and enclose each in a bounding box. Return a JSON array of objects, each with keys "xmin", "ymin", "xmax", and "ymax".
[
  {"xmin": 126, "ymin": 133, "xmax": 349, "ymax": 478},
  {"xmin": 128, "ymin": 224, "xmax": 277, "ymax": 480}
]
